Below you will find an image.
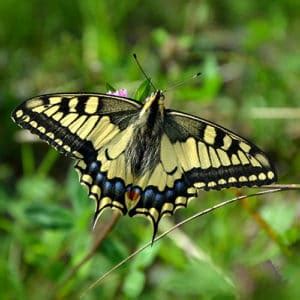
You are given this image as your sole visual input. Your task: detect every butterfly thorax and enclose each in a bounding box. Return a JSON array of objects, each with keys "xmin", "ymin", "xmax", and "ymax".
[{"xmin": 125, "ymin": 91, "xmax": 165, "ymax": 178}]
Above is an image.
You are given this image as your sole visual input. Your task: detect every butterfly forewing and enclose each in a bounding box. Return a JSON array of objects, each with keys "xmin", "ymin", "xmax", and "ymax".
[{"xmin": 12, "ymin": 93, "xmax": 141, "ymax": 158}]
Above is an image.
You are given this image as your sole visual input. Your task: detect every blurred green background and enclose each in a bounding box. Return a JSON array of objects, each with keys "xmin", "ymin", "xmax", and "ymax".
[{"xmin": 1, "ymin": 1, "xmax": 300, "ymax": 299}]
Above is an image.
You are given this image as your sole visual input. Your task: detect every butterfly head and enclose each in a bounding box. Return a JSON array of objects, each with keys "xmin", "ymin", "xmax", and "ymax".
[{"xmin": 140, "ymin": 90, "xmax": 165, "ymax": 118}]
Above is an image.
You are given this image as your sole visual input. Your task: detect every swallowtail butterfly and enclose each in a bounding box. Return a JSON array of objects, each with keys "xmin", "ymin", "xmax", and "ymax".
[{"xmin": 12, "ymin": 88, "xmax": 277, "ymax": 240}]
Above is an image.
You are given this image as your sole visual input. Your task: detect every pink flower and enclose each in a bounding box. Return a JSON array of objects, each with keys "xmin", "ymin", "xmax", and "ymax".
[{"xmin": 107, "ymin": 88, "xmax": 128, "ymax": 97}]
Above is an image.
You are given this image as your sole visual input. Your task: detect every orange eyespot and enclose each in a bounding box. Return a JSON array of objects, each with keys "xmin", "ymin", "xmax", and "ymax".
[{"xmin": 126, "ymin": 188, "xmax": 141, "ymax": 202}]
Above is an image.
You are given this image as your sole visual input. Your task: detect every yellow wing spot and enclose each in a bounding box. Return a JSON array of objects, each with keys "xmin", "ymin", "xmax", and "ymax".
[
  {"xmin": 52, "ymin": 112, "xmax": 64, "ymax": 121},
  {"xmin": 249, "ymin": 156, "xmax": 261, "ymax": 167},
  {"xmin": 46, "ymin": 132, "xmax": 54, "ymax": 139},
  {"xmin": 73, "ymin": 151, "xmax": 83, "ymax": 158},
  {"xmin": 149, "ymin": 208, "xmax": 159, "ymax": 222},
  {"xmin": 239, "ymin": 176, "xmax": 248, "ymax": 182},
  {"xmin": 77, "ymin": 160, "xmax": 87, "ymax": 169},
  {"xmin": 69, "ymin": 115, "xmax": 87, "ymax": 133},
  {"xmin": 112, "ymin": 201, "xmax": 124, "ymax": 210},
  {"xmin": 267, "ymin": 171, "xmax": 275, "ymax": 180},
  {"xmin": 222, "ymin": 135, "xmax": 232, "ymax": 150},
  {"xmin": 44, "ymin": 105, "xmax": 60, "ymax": 117},
  {"xmin": 89, "ymin": 194, "xmax": 97, "ymax": 201},
  {"xmin": 23, "ymin": 115, "xmax": 30, "ymax": 122},
  {"xmin": 49, "ymin": 97, "xmax": 62, "ymax": 105},
  {"xmin": 15, "ymin": 110, "xmax": 23, "ymax": 118},
  {"xmin": 231, "ymin": 154, "xmax": 240, "ymax": 165},
  {"xmin": 187, "ymin": 187, "xmax": 197, "ymax": 194},
  {"xmin": 161, "ymin": 134, "xmax": 178, "ymax": 173},
  {"xmin": 217, "ymin": 149, "xmax": 231, "ymax": 166},
  {"xmin": 198, "ymin": 142, "xmax": 211, "ymax": 169},
  {"xmin": 174, "ymin": 142, "xmax": 189, "ymax": 171},
  {"xmin": 238, "ymin": 150, "xmax": 249, "ymax": 165},
  {"xmin": 255, "ymin": 153, "xmax": 271, "ymax": 168},
  {"xmin": 69, "ymin": 97, "xmax": 79, "ymax": 111},
  {"xmin": 91, "ymin": 185, "xmax": 101, "ymax": 198},
  {"xmin": 30, "ymin": 120, "xmax": 38, "ymax": 128},
  {"xmin": 249, "ymin": 175, "xmax": 257, "ymax": 181},
  {"xmin": 99, "ymin": 197, "xmax": 112, "ymax": 211},
  {"xmin": 55, "ymin": 139, "xmax": 63, "ymax": 146},
  {"xmin": 37, "ymin": 126, "xmax": 46, "ymax": 134},
  {"xmin": 258, "ymin": 173, "xmax": 267, "ymax": 180},
  {"xmin": 76, "ymin": 115, "xmax": 99, "ymax": 140},
  {"xmin": 209, "ymin": 147, "xmax": 221, "ymax": 168},
  {"xmin": 60, "ymin": 113, "xmax": 78, "ymax": 127},
  {"xmin": 26, "ymin": 99, "xmax": 44, "ymax": 109},
  {"xmin": 82, "ymin": 174, "xmax": 93, "ymax": 185},
  {"xmin": 185, "ymin": 137, "xmax": 201, "ymax": 168},
  {"xmin": 239, "ymin": 142, "xmax": 251, "ymax": 153},
  {"xmin": 208, "ymin": 181, "xmax": 217, "ymax": 187},
  {"xmin": 194, "ymin": 182, "xmax": 206, "ymax": 188},
  {"xmin": 162, "ymin": 203, "xmax": 174, "ymax": 213},
  {"xmin": 84, "ymin": 96, "xmax": 99, "ymax": 114},
  {"xmin": 135, "ymin": 208, "xmax": 147, "ymax": 215},
  {"xmin": 218, "ymin": 179, "xmax": 227, "ymax": 185},
  {"xmin": 203, "ymin": 125, "xmax": 217, "ymax": 145},
  {"xmin": 63, "ymin": 145, "xmax": 71, "ymax": 152},
  {"xmin": 228, "ymin": 177, "xmax": 237, "ymax": 183},
  {"xmin": 175, "ymin": 196, "xmax": 187, "ymax": 206}
]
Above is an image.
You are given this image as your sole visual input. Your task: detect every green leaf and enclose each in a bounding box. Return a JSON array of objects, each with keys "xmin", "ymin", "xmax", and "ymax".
[
  {"xmin": 24, "ymin": 203, "xmax": 73, "ymax": 229},
  {"xmin": 134, "ymin": 79, "xmax": 151, "ymax": 101}
]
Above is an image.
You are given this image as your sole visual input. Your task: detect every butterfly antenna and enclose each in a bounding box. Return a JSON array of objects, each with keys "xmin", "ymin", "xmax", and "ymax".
[
  {"xmin": 133, "ymin": 53, "xmax": 157, "ymax": 91},
  {"xmin": 163, "ymin": 72, "xmax": 201, "ymax": 93}
]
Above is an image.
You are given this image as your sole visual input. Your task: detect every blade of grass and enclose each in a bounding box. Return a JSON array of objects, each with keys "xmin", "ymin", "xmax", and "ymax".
[
  {"xmin": 21, "ymin": 144, "xmax": 34, "ymax": 176},
  {"xmin": 36, "ymin": 149, "xmax": 59, "ymax": 177}
]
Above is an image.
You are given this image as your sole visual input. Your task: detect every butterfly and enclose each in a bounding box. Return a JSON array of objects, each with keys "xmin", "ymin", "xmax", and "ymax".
[{"xmin": 12, "ymin": 88, "xmax": 277, "ymax": 241}]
